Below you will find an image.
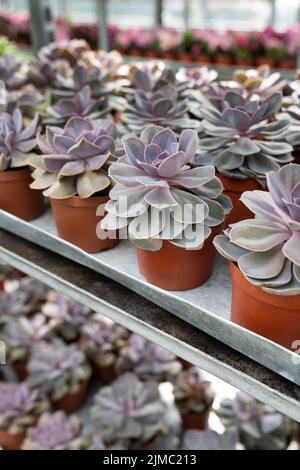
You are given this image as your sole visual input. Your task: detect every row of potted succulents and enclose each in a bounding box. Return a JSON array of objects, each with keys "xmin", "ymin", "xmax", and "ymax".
[{"xmin": 0, "ymin": 40, "xmax": 299, "ymax": 350}]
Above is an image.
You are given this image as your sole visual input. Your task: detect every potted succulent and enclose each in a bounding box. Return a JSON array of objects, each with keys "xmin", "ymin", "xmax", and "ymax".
[
  {"xmin": 182, "ymin": 429, "xmax": 239, "ymax": 450},
  {"xmin": 27, "ymin": 340, "xmax": 91, "ymax": 413},
  {"xmin": 101, "ymin": 125, "xmax": 231, "ymax": 290},
  {"xmin": 79, "ymin": 316, "xmax": 129, "ymax": 382},
  {"xmin": 90, "ymin": 373, "xmax": 165, "ymax": 450},
  {"xmin": 22, "ymin": 411, "xmax": 90, "ymax": 450},
  {"xmin": 42, "ymin": 291, "xmax": 92, "ymax": 342},
  {"xmin": 218, "ymin": 392, "xmax": 295, "ymax": 450},
  {"xmin": 176, "ymin": 66, "xmax": 218, "ymax": 95},
  {"xmin": 0, "ymin": 109, "xmax": 44, "ymax": 220},
  {"xmin": 3, "ymin": 313, "xmax": 54, "ymax": 380},
  {"xmin": 0, "ymin": 382, "xmax": 48, "ymax": 450},
  {"xmin": 117, "ymin": 333, "xmax": 181, "ymax": 382},
  {"xmin": 214, "ymin": 164, "xmax": 300, "ymax": 348},
  {"xmin": 29, "ymin": 116, "xmax": 120, "ymax": 253},
  {"xmin": 174, "ymin": 367, "xmax": 214, "ymax": 430},
  {"xmin": 196, "ymin": 91, "xmax": 293, "ymax": 226},
  {"xmin": 230, "ymin": 66, "xmax": 287, "ymax": 101}
]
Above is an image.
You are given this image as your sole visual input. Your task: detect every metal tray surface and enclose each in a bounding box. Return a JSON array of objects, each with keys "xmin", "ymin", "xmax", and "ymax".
[{"xmin": 0, "ymin": 208, "xmax": 299, "ymax": 385}]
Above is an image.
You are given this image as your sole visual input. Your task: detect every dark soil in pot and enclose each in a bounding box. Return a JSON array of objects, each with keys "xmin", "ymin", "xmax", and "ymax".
[
  {"xmin": 136, "ymin": 226, "xmax": 221, "ymax": 291},
  {"xmin": 181, "ymin": 409, "xmax": 209, "ymax": 431},
  {"xmin": 50, "ymin": 195, "xmax": 118, "ymax": 253},
  {"xmin": 0, "ymin": 167, "xmax": 44, "ymax": 221},
  {"xmin": 52, "ymin": 379, "xmax": 89, "ymax": 414},
  {"xmin": 230, "ymin": 262, "xmax": 300, "ymax": 349},
  {"xmin": 12, "ymin": 361, "xmax": 28, "ymax": 381}
]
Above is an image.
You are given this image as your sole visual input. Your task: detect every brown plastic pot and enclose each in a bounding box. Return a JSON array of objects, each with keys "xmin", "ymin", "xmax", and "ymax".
[
  {"xmin": 230, "ymin": 262, "xmax": 300, "ymax": 350},
  {"xmin": 162, "ymin": 52, "xmax": 176, "ymax": 61},
  {"xmin": 256, "ymin": 57, "xmax": 276, "ymax": 68},
  {"xmin": 50, "ymin": 195, "xmax": 118, "ymax": 253},
  {"xmin": 235, "ymin": 57, "xmax": 253, "ymax": 67},
  {"xmin": 90, "ymin": 358, "xmax": 117, "ymax": 383},
  {"xmin": 195, "ymin": 54, "xmax": 211, "ymax": 64},
  {"xmin": 12, "ymin": 361, "xmax": 28, "ymax": 381},
  {"xmin": 0, "ymin": 167, "xmax": 44, "ymax": 221},
  {"xmin": 52, "ymin": 379, "xmax": 89, "ymax": 414},
  {"xmin": 0, "ymin": 429, "xmax": 26, "ymax": 450},
  {"xmin": 177, "ymin": 357, "xmax": 192, "ymax": 369},
  {"xmin": 145, "ymin": 50, "xmax": 159, "ymax": 59},
  {"xmin": 136, "ymin": 226, "xmax": 220, "ymax": 291},
  {"xmin": 218, "ymin": 173, "xmax": 262, "ymax": 227},
  {"xmin": 280, "ymin": 59, "xmax": 295, "ymax": 70},
  {"xmin": 179, "ymin": 53, "xmax": 193, "ymax": 63},
  {"xmin": 215, "ymin": 54, "xmax": 232, "ymax": 66},
  {"xmin": 181, "ymin": 410, "xmax": 209, "ymax": 431}
]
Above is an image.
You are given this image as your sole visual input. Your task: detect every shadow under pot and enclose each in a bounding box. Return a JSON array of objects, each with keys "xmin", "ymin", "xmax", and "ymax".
[
  {"xmin": 230, "ymin": 262, "xmax": 300, "ymax": 350},
  {"xmin": 0, "ymin": 167, "xmax": 44, "ymax": 221},
  {"xmin": 51, "ymin": 378, "xmax": 89, "ymax": 414},
  {"xmin": 218, "ymin": 173, "xmax": 262, "ymax": 227},
  {"xmin": 136, "ymin": 226, "xmax": 220, "ymax": 291},
  {"xmin": 50, "ymin": 195, "xmax": 118, "ymax": 253},
  {"xmin": 180, "ymin": 409, "xmax": 210, "ymax": 431}
]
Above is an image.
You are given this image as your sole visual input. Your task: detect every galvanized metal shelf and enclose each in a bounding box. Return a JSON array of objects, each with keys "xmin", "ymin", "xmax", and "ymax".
[{"xmin": 0, "ymin": 228, "xmax": 299, "ymax": 422}]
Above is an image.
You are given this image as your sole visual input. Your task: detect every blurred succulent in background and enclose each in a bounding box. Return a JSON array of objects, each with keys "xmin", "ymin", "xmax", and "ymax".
[
  {"xmin": 38, "ymin": 39, "xmax": 90, "ymax": 65},
  {"xmin": 174, "ymin": 367, "xmax": 215, "ymax": 415},
  {"xmin": 27, "ymin": 340, "xmax": 91, "ymax": 402},
  {"xmin": 231, "ymin": 66, "xmax": 287, "ymax": 100},
  {"xmin": 214, "ymin": 164, "xmax": 300, "ymax": 296},
  {"xmin": 46, "ymin": 85, "xmax": 110, "ymax": 125},
  {"xmin": 217, "ymin": 392, "xmax": 295, "ymax": 450},
  {"xmin": 3, "ymin": 314, "xmax": 54, "ymax": 363},
  {"xmin": 0, "ymin": 290, "xmax": 29, "ymax": 326},
  {"xmin": 102, "ymin": 126, "xmax": 231, "ymax": 251},
  {"xmin": 80, "ymin": 316, "xmax": 129, "ymax": 369},
  {"xmin": 0, "ymin": 382, "xmax": 48, "ymax": 435},
  {"xmin": 22, "ymin": 411, "xmax": 90, "ymax": 450},
  {"xmin": 195, "ymin": 91, "xmax": 292, "ymax": 182},
  {"xmin": 80, "ymin": 49, "xmax": 123, "ymax": 78},
  {"xmin": 42, "ymin": 291, "xmax": 92, "ymax": 342},
  {"xmin": 0, "ymin": 54, "xmax": 26, "ymax": 90},
  {"xmin": 117, "ymin": 333, "xmax": 181, "ymax": 381},
  {"xmin": 90, "ymin": 373, "xmax": 165, "ymax": 448},
  {"xmin": 4, "ymin": 85, "xmax": 45, "ymax": 118},
  {"xmin": 182, "ymin": 429, "xmax": 239, "ymax": 450},
  {"xmin": 26, "ymin": 60, "xmax": 60, "ymax": 90},
  {"xmin": 30, "ymin": 116, "xmax": 118, "ymax": 199},
  {"xmin": 12, "ymin": 276, "xmax": 50, "ymax": 315},
  {"xmin": 176, "ymin": 66, "xmax": 218, "ymax": 93},
  {"xmin": 0, "ymin": 109, "xmax": 39, "ymax": 171}
]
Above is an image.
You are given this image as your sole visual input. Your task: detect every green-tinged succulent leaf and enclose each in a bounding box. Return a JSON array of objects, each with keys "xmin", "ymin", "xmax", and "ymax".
[{"xmin": 76, "ymin": 170, "xmax": 110, "ymax": 198}]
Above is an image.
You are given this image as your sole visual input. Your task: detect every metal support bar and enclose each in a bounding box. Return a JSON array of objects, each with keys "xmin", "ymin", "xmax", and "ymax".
[
  {"xmin": 0, "ymin": 229, "xmax": 299, "ymax": 422},
  {"xmin": 269, "ymin": 0, "xmax": 276, "ymax": 27},
  {"xmin": 154, "ymin": 0, "xmax": 163, "ymax": 27},
  {"xmin": 27, "ymin": 0, "xmax": 55, "ymax": 53},
  {"xmin": 96, "ymin": 0, "xmax": 109, "ymax": 51}
]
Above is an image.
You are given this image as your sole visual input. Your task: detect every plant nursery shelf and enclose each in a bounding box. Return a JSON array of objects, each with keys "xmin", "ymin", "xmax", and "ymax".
[{"xmin": 0, "ymin": 215, "xmax": 299, "ymax": 422}]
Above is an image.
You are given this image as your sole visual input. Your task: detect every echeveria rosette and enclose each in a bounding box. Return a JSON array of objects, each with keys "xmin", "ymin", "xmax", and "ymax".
[
  {"xmin": 102, "ymin": 126, "xmax": 232, "ymax": 251},
  {"xmin": 0, "ymin": 54, "xmax": 26, "ymax": 90},
  {"xmin": 176, "ymin": 66, "xmax": 218, "ymax": 93},
  {"xmin": 29, "ymin": 116, "xmax": 118, "ymax": 199},
  {"xmin": 0, "ymin": 109, "xmax": 39, "ymax": 171},
  {"xmin": 182, "ymin": 430, "xmax": 239, "ymax": 451},
  {"xmin": 46, "ymin": 85, "xmax": 110, "ymax": 124},
  {"xmin": 90, "ymin": 372, "xmax": 165, "ymax": 446},
  {"xmin": 121, "ymin": 79, "xmax": 199, "ymax": 132},
  {"xmin": 214, "ymin": 164, "xmax": 300, "ymax": 296},
  {"xmin": 22, "ymin": 412, "xmax": 90, "ymax": 450},
  {"xmin": 174, "ymin": 367, "xmax": 215, "ymax": 414},
  {"xmin": 195, "ymin": 91, "xmax": 293, "ymax": 182},
  {"xmin": 231, "ymin": 66, "xmax": 287, "ymax": 100},
  {"xmin": 38, "ymin": 39, "xmax": 90, "ymax": 65}
]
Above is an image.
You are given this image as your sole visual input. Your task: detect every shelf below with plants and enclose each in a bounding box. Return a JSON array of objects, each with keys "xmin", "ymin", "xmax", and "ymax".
[{"xmin": 0, "ymin": 223, "xmax": 299, "ymax": 423}]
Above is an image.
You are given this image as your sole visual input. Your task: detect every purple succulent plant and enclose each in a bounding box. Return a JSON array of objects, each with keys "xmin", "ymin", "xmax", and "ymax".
[
  {"xmin": 46, "ymin": 85, "xmax": 110, "ymax": 124},
  {"xmin": 174, "ymin": 367, "xmax": 215, "ymax": 414},
  {"xmin": 182, "ymin": 429, "xmax": 239, "ymax": 450},
  {"xmin": 30, "ymin": 116, "xmax": 118, "ymax": 199},
  {"xmin": 0, "ymin": 109, "xmax": 39, "ymax": 171},
  {"xmin": 0, "ymin": 290, "xmax": 29, "ymax": 325},
  {"xmin": 214, "ymin": 164, "xmax": 300, "ymax": 295},
  {"xmin": 102, "ymin": 126, "xmax": 231, "ymax": 250},
  {"xmin": 38, "ymin": 39, "xmax": 90, "ymax": 65},
  {"xmin": 176, "ymin": 66, "xmax": 218, "ymax": 92},
  {"xmin": 22, "ymin": 412, "xmax": 90, "ymax": 450},
  {"xmin": 117, "ymin": 333, "xmax": 181, "ymax": 381},
  {"xmin": 0, "ymin": 54, "xmax": 26, "ymax": 90},
  {"xmin": 0, "ymin": 382, "xmax": 48, "ymax": 434},
  {"xmin": 195, "ymin": 91, "xmax": 293, "ymax": 181}
]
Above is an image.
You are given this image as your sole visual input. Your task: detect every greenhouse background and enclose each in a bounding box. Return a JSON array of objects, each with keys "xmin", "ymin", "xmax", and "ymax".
[{"xmin": 0, "ymin": 0, "xmax": 299, "ymax": 455}]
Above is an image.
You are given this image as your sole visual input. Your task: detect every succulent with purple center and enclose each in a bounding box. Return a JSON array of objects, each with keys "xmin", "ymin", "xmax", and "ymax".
[
  {"xmin": 0, "ymin": 382, "xmax": 48, "ymax": 434},
  {"xmin": 4, "ymin": 85, "xmax": 44, "ymax": 118},
  {"xmin": 29, "ymin": 116, "xmax": 118, "ymax": 199},
  {"xmin": 0, "ymin": 109, "xmax": 39, "ymax": 171},
  {"xmin": 38, "ymin": 39, "xmax": 90, "ymax": 66},
  {"xmin": 46, "ymin": 85, "xmax": 110, "ymax": 125},
  {"xmin": 0, "ymin": 54, "xmax": 26, "ymax": 90},
  {"xmin": 101, "ymin": 126, "xmax": 231, "ymax": 251},
  {"xmin": 195, "ymin": 91, "xmax": 293, "ymax": 182},
  {"xmin": 176, "ymin": 66, "xmax": 218, "ymax": 93},
  {"xmin": 80, "ymin": 316, "xmax": 129, "ymax": 368},
  {"xmin": 42, "ymin": 291, "xmax": 92, "ymax": 341},
  {"xmin": 182, "ymin": 430, "xmax": 239, "ymax": 450},
  {"xmin": 117, "ymin": 333, "xmax": 181, "ymax": 381},
  {"xmin": 22, "ymin": 411, "xmax": 90, "ymax": 450},
  {"xmin": 90, "ymin": 372, "xmax": 165, "ymax": 447},
  {"xmin": 174, "ymin": 367, "xmax": 215, "ymax": 414},
  {"xmin": 3, "ymin": 313, "xmax": 54, "ymax": 363},
  {"xmin": 217, "ymin": 392, "xmax": 295, "ymax": 450},
  {"xmin": 214, "ymin": 164, "xmax": 300, "ymax": 296},
  {"xmin": 27, "ymin": 340, "xmax": 91, "ymax": 401}
]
